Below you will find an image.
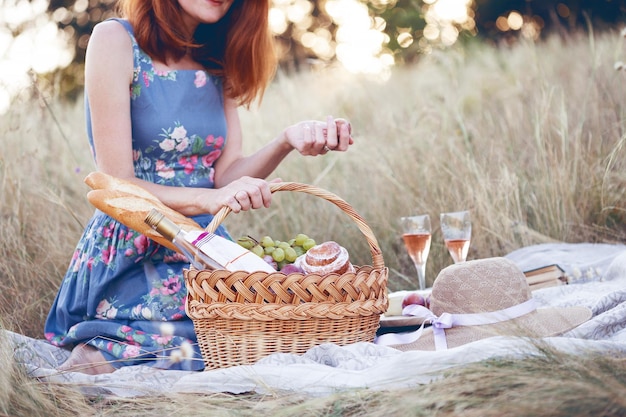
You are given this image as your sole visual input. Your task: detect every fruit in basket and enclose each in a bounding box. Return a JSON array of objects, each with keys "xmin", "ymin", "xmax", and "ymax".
[
  {"xmin": 272, "ymin": 247, "xmax": 285, "ymax": 262},
  {"xmin": 236, "ymin": 233, "xmax": 316, "ymax": 272},
  {"xmin": 280, "ymin": 263, "xmax": 305, "ymax": 274},
  {"xmin": 263, "ymin": 255, "xmax": 278, "ymax": 270},
  {"xmin": 251, "ymin": 244, "xmax": 264, "ymax": 258},
  {"xmin": 294, "ymin": 233, "xmax": 308, "ymax": 246},
  {"xmin": 284, "ymin": 247, "xmax": 298, "ymax": 262},
  {"xmin": 260, "ymin": 236, "xmax": 275, "ymax": 248},
  {"xmin": 236, "ymin": 236, "xmax": 257, "ymax": 250}
]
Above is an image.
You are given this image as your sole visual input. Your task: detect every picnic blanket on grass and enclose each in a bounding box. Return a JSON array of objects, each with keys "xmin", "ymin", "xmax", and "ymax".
[{"xmin": 8, "ymin": 242, "xmax": 626, "ymax": 397}]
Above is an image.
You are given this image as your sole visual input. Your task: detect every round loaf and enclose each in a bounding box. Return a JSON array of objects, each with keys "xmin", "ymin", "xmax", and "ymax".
[{"xmin": 295, "ymin": 241, "xmax": 354, "ymax": 275}]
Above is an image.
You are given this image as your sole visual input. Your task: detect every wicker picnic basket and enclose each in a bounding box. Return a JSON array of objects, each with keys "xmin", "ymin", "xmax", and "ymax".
[{"xmin": 184, "ymin": 182, "xmax": 389, "ymax": 370}]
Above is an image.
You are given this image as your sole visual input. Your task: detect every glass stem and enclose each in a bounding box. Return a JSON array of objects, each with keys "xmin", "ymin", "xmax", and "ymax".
[{"xmin": 415, "ymin": 262, "xmax": 426, "ymax": 290}]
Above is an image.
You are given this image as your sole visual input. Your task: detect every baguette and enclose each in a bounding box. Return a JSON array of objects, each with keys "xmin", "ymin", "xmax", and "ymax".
[
  {"xmin": 84, "ymin": 171, "xmax": 161, "ymax": 203},
  {"xmin": 84, "ymin": 172, "xmax": 203, "ymax": 252}
]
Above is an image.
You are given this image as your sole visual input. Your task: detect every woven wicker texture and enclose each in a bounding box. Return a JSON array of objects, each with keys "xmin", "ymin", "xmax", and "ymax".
[{"xmin": 184, "ymin": 182, "xmax": 389, "ymax": 369}]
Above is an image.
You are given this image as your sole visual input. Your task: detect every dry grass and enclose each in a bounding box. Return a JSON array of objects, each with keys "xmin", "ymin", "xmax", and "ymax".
[
  {"xmin": 1, "ymin": 29, "xmax": 626, "ymax": 415},
  {"xmin": 2, "ymin": 335, "xmax": 626, "ymax": 416}
]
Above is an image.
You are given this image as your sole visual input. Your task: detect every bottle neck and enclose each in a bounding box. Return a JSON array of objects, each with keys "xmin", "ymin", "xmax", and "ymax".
[{"xmin": 145, "ymin": 209, "xmax": 181, "ymax": 241}]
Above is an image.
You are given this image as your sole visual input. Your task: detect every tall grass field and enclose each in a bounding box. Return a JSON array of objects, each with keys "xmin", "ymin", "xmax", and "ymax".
[{"xmin": 1, "ymin": 30, "xmax": 626, "ymax": 415}]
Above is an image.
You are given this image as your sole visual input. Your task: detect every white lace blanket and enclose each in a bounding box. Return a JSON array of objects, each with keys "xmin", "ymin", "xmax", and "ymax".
[{"xmin": 9, "ymin": 243, "xmax": 626, "ymax": 398}]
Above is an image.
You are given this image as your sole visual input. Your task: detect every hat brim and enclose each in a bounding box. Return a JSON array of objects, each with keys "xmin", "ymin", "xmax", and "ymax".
[{"xmin": 390, "ymin": 306, "xmax": 592, "ymax": 351}]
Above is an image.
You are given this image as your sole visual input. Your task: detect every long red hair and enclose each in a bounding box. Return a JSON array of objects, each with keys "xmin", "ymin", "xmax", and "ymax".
[{"xmin": 117, "ymin": 0, "xmax": 276, "ymax": 107}]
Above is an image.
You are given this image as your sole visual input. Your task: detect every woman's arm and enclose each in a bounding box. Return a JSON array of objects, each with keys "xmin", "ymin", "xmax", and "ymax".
[
  {"xmin": 213, "ymin": 98, "xmax": 354, "ymax": 187},
  {"xmin": 86, "ymin": 20, "xmax": 135, "ymax": 180}
]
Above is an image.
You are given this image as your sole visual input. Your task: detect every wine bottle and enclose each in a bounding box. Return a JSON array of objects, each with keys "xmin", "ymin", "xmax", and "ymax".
[{"xmin": 144, "ymin": 209, "xmax": 276, "ymax": 273}]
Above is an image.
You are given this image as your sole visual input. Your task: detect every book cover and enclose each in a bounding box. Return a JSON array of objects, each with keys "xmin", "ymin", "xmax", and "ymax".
[
  {"xmin": 528, "ymin": 278, "xmax": 565, "ymax": 291},
  {"xmin": 524, "ymin": 264, "xmax": 568, "ymax": 288},
  {"xmin": 524, "ymin": 264, "xmax": 567, "ymax": 284}
]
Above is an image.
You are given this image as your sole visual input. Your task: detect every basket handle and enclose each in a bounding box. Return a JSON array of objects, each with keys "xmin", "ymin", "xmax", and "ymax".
[{"xmin": 205, "ymin": 182, "xmax": 384, "ymax": 269}]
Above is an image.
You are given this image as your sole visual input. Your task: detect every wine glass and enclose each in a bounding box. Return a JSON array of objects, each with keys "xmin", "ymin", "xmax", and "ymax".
[
  {"xmin": 440, "ymin": 210, "xmax": 471, "ymax": 263},
  {"xmin": 400, "ymin": 215, "xmax": 432, "ymax": 290}
]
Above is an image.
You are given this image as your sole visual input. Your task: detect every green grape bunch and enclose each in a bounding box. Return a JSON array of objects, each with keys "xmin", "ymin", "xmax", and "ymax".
[{"xmin": 236, "ymin": 233, "xmax": 316, "ymax": 272}]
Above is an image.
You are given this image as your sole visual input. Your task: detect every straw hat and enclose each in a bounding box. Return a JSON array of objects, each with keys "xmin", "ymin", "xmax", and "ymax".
[{"xmin": 383, "ymin": 257, "xmax": 591, "ymax": 351}]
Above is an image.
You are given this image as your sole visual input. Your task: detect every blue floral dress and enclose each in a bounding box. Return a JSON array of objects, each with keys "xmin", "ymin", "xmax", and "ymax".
[{"xmin": 44, "ymin": 19, "xmax": 231, "ymax": 371}]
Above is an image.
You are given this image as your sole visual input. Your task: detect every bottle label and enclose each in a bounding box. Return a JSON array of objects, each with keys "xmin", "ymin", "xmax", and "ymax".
[{"xmin": 186, "ymin": 231, "xmax": 276, "ymax": 273}]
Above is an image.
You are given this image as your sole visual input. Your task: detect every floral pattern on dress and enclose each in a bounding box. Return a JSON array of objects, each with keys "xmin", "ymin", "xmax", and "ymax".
[
  {"xmin": 129, "ymin": 44, "xmax": 218, "ymax": 100},
  {"xmin": 137, "ymin": 122, "xmax": 224, "ymax": 186},
  {"xmin": 63, "ymin": 218, "xmax": 150, "ymax": 286},
  {"xmin": 130, "ymin": 46, "xmax": 179, "ymax": 98},
  {"xmin": 194, "ymin": 71, "xmax": 207, "ymax": 88}
]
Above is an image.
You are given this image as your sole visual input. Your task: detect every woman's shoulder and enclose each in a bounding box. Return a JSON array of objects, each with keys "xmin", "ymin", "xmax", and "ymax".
[
  {"xmin": 88, "ymin": 19, "xmax": 135, "ymax": 57},
  {"xmin": 91, "ymin": 19, "xmax": 132, "ymax": 38},
  {"xmin": 86, "ymin": 19, "xmax": 135, "ymax": 75}
]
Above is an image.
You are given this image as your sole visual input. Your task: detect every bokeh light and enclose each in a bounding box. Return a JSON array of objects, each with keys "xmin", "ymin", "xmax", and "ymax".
[
  {"xmin": 495, "ymin": 10, "xmax": 543, "ymax": 41},
  {"xmin": 326, "ymin": 0, "xmax": 390, "ymax": 75},
  {"xmin": 1, "ymin": 0, "xmax": 74, "ymax": 114},
  {"xmin": 269, "ymin": 0, "xmax": 393, "ymax": 76},
  {"xmin": 0, "ymin": 0, "xmax": 475, "ymax": 114},
  {"xmin": 423, "ymin": 0, "xmax": 473, "ymax": 46}
]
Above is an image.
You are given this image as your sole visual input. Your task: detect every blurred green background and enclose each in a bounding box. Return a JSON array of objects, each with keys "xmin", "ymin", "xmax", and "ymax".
[{"xmin": 2, "ymin": 0, "xmax": 625, "ymax": 109}]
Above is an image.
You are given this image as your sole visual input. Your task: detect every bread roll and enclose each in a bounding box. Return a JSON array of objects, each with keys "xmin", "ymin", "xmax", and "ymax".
[{"xmin": 294, "ymin": 241, "xmax": 354, "ymax": 275}]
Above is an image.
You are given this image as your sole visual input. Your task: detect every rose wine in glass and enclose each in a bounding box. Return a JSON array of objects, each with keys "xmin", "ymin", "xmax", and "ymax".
[
  {"xmin": 444, "ymin": 239, "xmax": 470, "ymax": 264},
  {"xmin": 440, "ymin": 210, "xmax": 471, "ymax": 263},
  {"xmin": 400, "ymin": 215, "xmax": 432, "ymax": 290}
]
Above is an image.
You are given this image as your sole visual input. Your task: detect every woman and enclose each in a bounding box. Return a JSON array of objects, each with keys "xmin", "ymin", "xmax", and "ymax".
[{"xmin": 45, "ymin": 0, "xmax": 353, "ymax": 374}]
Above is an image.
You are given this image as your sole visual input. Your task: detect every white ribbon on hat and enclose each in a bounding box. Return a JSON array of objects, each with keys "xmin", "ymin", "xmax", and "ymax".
[{"xmin": 375, "ymin": 298, "xmax": 538, "ymax": 350}]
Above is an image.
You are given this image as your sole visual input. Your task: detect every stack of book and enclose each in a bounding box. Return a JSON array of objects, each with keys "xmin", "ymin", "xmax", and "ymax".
[{"xmin": 523, "ymin": 264, "xmax": 568, "ymax": 291}]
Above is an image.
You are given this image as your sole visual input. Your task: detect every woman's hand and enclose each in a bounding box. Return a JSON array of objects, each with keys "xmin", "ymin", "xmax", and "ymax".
[
  {"xmin": 204, "ymin": 176, "xmax": 276, "ymax": 214},
  {"xmin": 282, "ymin": 116, "xmax": 354, "ymax": 156}
]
